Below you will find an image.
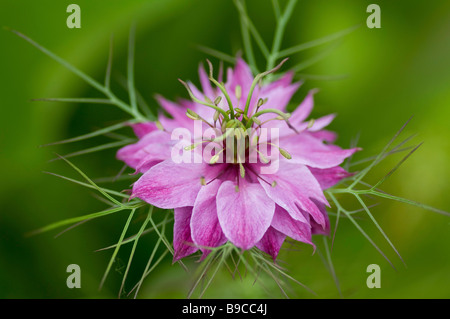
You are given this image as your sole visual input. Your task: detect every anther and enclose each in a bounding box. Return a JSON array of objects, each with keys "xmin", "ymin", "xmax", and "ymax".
[
  {"xmin": 257, "ymin": 98, "xmax": 265, "ymax": 107},
  {"xmin": 214, "ymin": 96, "xmax": 222, "ymax": 105},
  {"xmin": 186, "ymin": 109, "xmax": 200, "ymax": 120},
  {"xmin": 213, "ymin": 110, "xmax": 220, "ymax": 125},
  {"xmin": 239, "ymin": 162, "xmax": 245, "ymax": 178},
  {"xmin": 252, "ymin": 117, "xmax": 262, "ymax": 126},
  {"xmin": 221, "ymin": 120, "xmax": 227, "ymax": 132},
  {"xmin": 155, "ymin": 121, "xmax": 164, "ymax": 131},
  {"xmin": 210, "ymin": 154, "xmax": 220, "ymax": 164},
  {"xmin": 279, "ymin": 147, "xmax": 292, "ymax": 160},
  {"xmin": 184, "ymin": 143, "xmax": 200, "ymax": 151},
  {"xmin": 258, "ymin": 152, "xmax": 269, "ymax": 164},
  {"xmin": 204, "ymin": 95, "xmax": 213, "ymax": 104}
]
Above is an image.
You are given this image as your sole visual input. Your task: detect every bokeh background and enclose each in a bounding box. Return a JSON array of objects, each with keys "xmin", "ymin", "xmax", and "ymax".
[{"xmin": 1, "ymin": 0, "xmax": 449, "ymax": 298}]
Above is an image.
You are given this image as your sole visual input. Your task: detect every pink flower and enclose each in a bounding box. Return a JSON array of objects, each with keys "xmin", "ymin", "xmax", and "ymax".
[{"xmin": 117, "ymin": 58, "xmax": 357, "ymax": 261}]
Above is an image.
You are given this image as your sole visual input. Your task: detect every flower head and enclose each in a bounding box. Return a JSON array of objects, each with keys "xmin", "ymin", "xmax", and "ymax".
[{"xmin": 117, "ymin": 58, "xmax": 358, "ymax": 261}]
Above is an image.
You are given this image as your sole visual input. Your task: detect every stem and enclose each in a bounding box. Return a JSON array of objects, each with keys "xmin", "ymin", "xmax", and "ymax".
[
  {"xmin": 206, "ymin": 60, "xmax": 235, "ymax": 119},
  {"xmin": 10, "ymin": 28, "xmax": 147, "ymax": 122},
  {"xmin": 178, "ymin": 79, "xmax": 230, "ymax": 120},
  {"xmin": 271, "ymin": 0, "xmax": 281, "ymax": 21},
  {"xmin": 243, "ymin": 58, "xmax": 289, "ymax": 118},
  {"xmin": 235, "ymin": 0, "xmax": 258, "ymax": 73},
  {"xmin": 246, "ymin": 108, "xmax": 289, "ymax": 128},
  {"xmin": 127, "ymin": 24, "xmax": 138, "ymax": 113},
  {"xmin": 266, "ymin": 0, "xmax": 297, "ymax": 74}
]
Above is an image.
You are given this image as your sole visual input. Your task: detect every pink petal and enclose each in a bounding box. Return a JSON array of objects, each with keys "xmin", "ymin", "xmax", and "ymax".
[
  {"xmin": 157, "ymin": 115, "xmax": 182, "ymax": 132},
  {"xmin": 281, "ymin": 133, "xmax": 359, "ymax": 169},
  {"xmin": 256, "ymin": 227, "xmax": 286, "ymax": 260},
  {"xmin": 258, "ymin": 161, "xmax": 327, "ymax": 228},
  {"xmin": 309, "ymin": 114, "xmax": 336, "ymax": 131},
  {"xmin": 225, "ymin": 57, "xmax": 257, "ymax": 112},
  {"xmin": 256, "ymin": 82, "xmax": 301, "ymax": 118},
  {"xmin": 271, "ymin": 206, "xmax": 314, "ymax": 246},
  {"xmin": 310, "ymin": 200, "xmax": 330, "ymax": 236},
  {"xmin": 173, "ymin": 207, "xmax": 198, "ymax": 262},
  {"xmin": 131, "ymin": 160, "xmax": 225, "ymax": 208},
  {"xmin": 260, "ymin": 90, "xmax": 316, "ymax": 136},
  {"xmin": 156, "ymin": 95, "xmax": 186, "ymax": 119},
  {"xmin": 289, "ymin": 90, "xmax": 316, "ymax": 126},
  {"xmin": 232, "ymin": 57, "xmax": 254, "ymax": 91},
  {"xmin": 262, "ymin": 71, "xmax": 295, "ymax": 92},
  {"xmin": 309, "ymin": 166, "xmax": 354, "ymax": 190},
  {"xmin": 155, "ymin": 95, "xmax": 192, "ymax": 130},
  {"xmin": 309, "ymin": 130, "xmax": 337, "ymax": 143},
  {"xmin": 256, "ymin": 70, "xmax": 301, "ymax": 116},
  {"xmin": 131, "ymin": 122, "xmax": 158, "ymax": 139},
  {"xmin": 216, "ymin": 178, "xmax": 275, "ymax": 250},
  {"xmin": 191, "ymin": 180, "xmax": 227, "ymax": 253},
  {"xmin": 179, "ymin": 91, "xmax": 216, "ymax": 122},
  {"xmin": 296, "ymin": 114, "xmax": 336, "ymax": 132},
  {"xmin": 116, "ymin": 130, "xmax": 173, "ymax": 172}
]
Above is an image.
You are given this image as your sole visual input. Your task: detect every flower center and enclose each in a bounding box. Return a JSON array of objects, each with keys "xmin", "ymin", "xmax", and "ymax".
[{"xmin": 181, "ymin": 59, "xmax": 299, "ymax": 178}]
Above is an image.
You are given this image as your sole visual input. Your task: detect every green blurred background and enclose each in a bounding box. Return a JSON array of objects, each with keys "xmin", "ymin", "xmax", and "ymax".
[{"xmin": 1, "ymin": 0, "xmax": 449, "ymax": 298}]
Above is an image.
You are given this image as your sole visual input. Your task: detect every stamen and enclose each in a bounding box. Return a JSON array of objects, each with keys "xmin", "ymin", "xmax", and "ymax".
[
  {"xmin": 279, "ymin": 147, "xmax": 292, "ymax": 160},
  {"xmin": 178, "ymin": 78, "xmax": 230, "ymax": 121},
  {"xmin": 221, "ymin": 120, "xmax": 227, "ymax": 132},
  {"xmin": 255, "ymin": 97, "xmax": 267, "ymax": 114},
  {"xmin": 254, "ymin": 148, "xmax": 269, "ymax": 164},
  {"xmin": 243, "ymin": 58, "xmax": 289, "ymax": 119},
  {"xmin": 205, "ymin": 169, "xmax": 226, "ymax": 185},
  {"xmin": 213, "ymin": 110, "xmax": 220, "ymax": 126},
  {"xmin": 185, "ymin": 137, "xmax": 222, "ymax": 151},
  {"xmin": 200, "ymin": 176, "xmax": 206, "ymax": 186},
  {"xmin": 234, "ymin": 108, "xmax": 244, "ymax": 115},
  {"xmin": 257, "ymin": 98, "xmax": 265, "ymax": 108},
  {"xmin": 209, "ymin": 147, "xmax": 226, "ymax": 164},
  {"xmin": 214, "ymin": 96, "xmax": 222, "ymax": 105},
  {"xmin": 252, "ymin": 134, "xmax": 259, "ymax": 145},
  {"xmin": 253, "ymin": 116, "xmax": 284, "ymax": 132},
  {"xmin": 206, "ymin": 59, "xmax": 235, "ymax": 119},
  {"xmin": 307, "ymin": 118, "xmax": 315, "ymax": 129},
  {"xmin": 246, "ymin": 108, "xmax": 291, "ymax": 129},
  {"xmin": 204, "ymin": 95, "xmax": 213, "ymax": 104},
  {"xmin": 184, "ymin": 143, "xmax": 200, "ymax": 151},
  {"xmin": 210, "ymin": 154, "xmax": 220, "ymax": 164},
  {"xmin": 155, "ymin": 120, "xmax": 164, "ymax": 131},
  {"xmin": 252, "ymin": 117, "xmax": 261, "ymax": 126},
  {"xmin": 261, "ymin": 142, "xmax": 292, "ymax": 160},
  {"xmin": 186, "ymin": 109, "xmax": 200, "ymax": 120},
  {"xmin": 246, "ymin": 165, "xmax": 273, "ymax": 187},
  {"xmin": 186, "ymin": 109, "xmax": 215, "ymax": 128},
  {"xmin": 239, "ymin": 162, "xmax": 245, "ymax": 178}
]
